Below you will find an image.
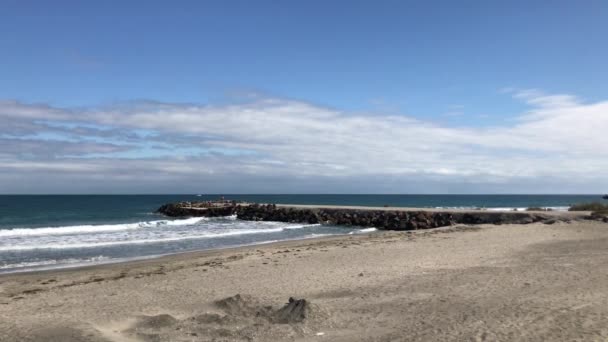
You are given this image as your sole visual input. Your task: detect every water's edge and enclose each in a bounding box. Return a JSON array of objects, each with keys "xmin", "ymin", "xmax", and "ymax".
[{"xmin": 1, "ymin": 195, "xmax": 603, "ymax": 273}]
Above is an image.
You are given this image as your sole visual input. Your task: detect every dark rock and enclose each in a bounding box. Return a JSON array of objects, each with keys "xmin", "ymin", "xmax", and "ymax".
[
  {"xmin": 157, "ymin": 201, "xmax": 574, "ymax": 232},
  {"xmin": 157, "ymin": 202, "xmax": 237, "ymax": 217},
  {"xmin": 273, "ymin": 297, "xmax": 309, "ymax": 324},
  {"xmin": 519, "ymin": 217, "xmax": 535, "ymax": 224}
]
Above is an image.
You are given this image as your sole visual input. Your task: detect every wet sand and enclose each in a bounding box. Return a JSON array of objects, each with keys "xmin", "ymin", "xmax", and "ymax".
[{"xmin": 2, "ymin": 220, "xmax": 608, "ymax": 341}]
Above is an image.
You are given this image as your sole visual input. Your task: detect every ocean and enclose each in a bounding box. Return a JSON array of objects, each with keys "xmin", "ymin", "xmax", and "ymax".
[{"xmin": 0, "ymin": 194, "xmax": 602, "ymax": 273}]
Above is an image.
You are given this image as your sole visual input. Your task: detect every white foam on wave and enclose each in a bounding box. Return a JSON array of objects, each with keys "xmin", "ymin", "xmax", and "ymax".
[
  {"xmin": 163, "ymin": 217, "xmax": 208, "ymax": 225},
  {"xmin": 0, "ymin": 255, "xmax": 110, "ymax": 270},
  {"xmin": 348, "ymin": 227, "xmax": 378, "ymax": 235},
  {"xmin": 435, "ymin": 206, "xmax": 570, "ymax": 212},
  {"xmin": 283, "ymin": 223, "xmax": 321, "ymax": 230},
  {"xmin": 0, "ymin": 255, "xmax": 163, "ymax": 274},
  {"xmin": 305, "ymin": 233, "xmax": 334, "ymax": 238},
  {"xmin": 485, "ymin": 206, "xmax": 570, "ymax": 212},
  {"xmin": 485, "ymin": 207, "xmax": 528, "ymax": 212},
  {"xmin": 434, "ymin": 206, "xmax": 479, "ymax": 210},
  {"xmin": 0, "ymin": 222, "xmax": 321, "ymax": 251},
  {"xmin": 0, "ymin": 217, "xmax": 208, "ymax": 237}
]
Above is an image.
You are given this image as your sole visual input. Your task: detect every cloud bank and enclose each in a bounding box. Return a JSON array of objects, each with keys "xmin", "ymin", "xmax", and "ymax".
[{"xmin": 1, "ymin": 90, "xmax": 607, "ymax": 194}]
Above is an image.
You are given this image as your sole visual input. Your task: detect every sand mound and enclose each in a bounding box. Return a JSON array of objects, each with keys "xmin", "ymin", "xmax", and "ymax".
[
  {"xmin": 27, "ymin": 325, "xmax": 112, "ymax": 342},
  {"xmin": 135, "ymin": 314, "xmax": 178, "ymax": 329},
  {"xmin": 215, "ymin": 294, "xmax": 320, "ymax": 324},
  {"xmin": 191, "ymin": 312, "xmax": 232, "ymax": 324},
  {"xmin": 114, "ymin": 295, "xmax": 330, "ymax": 341},
  {"xmin": 214, "ymin": 294, "xmax": 272, "ymax": 317}
]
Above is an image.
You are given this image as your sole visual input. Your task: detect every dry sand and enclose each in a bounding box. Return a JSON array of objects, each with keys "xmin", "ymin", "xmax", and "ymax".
[{"xmin": 2, "ymin": 220, "xmax": 608, "ymax": 341}]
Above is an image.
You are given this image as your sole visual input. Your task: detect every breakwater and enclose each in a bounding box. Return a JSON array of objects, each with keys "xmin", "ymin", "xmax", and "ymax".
[{"xmin": 156, "ymin": 202, "xmax": 578, "ymax": 230}]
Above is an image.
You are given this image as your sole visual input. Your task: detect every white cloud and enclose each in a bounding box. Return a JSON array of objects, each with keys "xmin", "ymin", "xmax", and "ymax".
[{"xmin": 1, "ymin": 90, "xmax": 607, "ymax": 193}]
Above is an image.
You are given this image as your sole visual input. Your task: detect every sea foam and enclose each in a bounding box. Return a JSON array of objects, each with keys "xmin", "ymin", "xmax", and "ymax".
[
  {"xmin": 0, "ymin": 222, "xmax": 322, "ymax": 251},
  {"xmin": 0, "ymin": 217, "xmax": 208, "ymax": 237}
]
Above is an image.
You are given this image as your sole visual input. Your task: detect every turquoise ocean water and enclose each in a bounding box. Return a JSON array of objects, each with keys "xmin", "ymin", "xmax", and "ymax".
[{"xmin": 0, "ymin": 194, "xmax": 602, "ymax": 273}]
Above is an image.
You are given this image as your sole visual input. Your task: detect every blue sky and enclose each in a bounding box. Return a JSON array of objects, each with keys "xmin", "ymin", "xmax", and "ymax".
[
  {"xmin": 1, "ymin": 1, "xmax": 608, "ymax": 193},
  {"xmin": 3, "ymin": 1, "xmax": 607, "ymax": 118}
]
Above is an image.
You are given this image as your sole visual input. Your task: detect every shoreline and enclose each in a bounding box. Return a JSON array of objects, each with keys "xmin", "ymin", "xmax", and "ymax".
[
  {"xmin": 1, "ymin": 223, "xmax": 493, "ymax": 284},
  {"xmin": 1, "ymin": 204, "xmax": 591, "ymax": 275},
  {"xmin": 0, "ymin": 231, "xmax": 370, "ymax": 277},
  {"xmin": 3, "ymin": 220, "xmax": 608, "ymax": 340}
]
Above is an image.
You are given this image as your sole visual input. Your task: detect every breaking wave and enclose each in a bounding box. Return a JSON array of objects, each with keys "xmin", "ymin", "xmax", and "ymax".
[
  {"xmin": 0, "ymin": 222, "xmax": 323, "ymax": 251},
  {"xmin": 0, "ymin": 217, "xmax": 208, "ymax": 237}
]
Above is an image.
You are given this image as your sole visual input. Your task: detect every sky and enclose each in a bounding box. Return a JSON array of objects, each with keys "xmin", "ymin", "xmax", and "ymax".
[{"xmin": 1, "ymin": 0, "xmax": 607, "ymax": 194}]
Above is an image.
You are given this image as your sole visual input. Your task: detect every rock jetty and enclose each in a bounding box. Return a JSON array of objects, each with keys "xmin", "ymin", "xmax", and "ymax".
[{"xmin": 156, "ymin": 202, "xmax": 575, "ymax": 231}]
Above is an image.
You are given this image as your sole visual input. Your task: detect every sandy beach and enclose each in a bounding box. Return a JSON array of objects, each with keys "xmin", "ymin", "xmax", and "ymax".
[{"xmin": 2, "ymin": 219, "xmax": 608, "ymax": 341}]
